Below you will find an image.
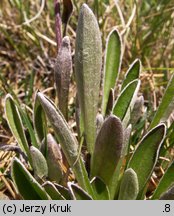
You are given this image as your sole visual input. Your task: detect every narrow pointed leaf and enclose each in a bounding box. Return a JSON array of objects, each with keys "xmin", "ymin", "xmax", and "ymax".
[
  {"xmin": 91, "ymin": 115, "xmax": 123, "ymax": 185},
  {"xmin": 118, "ymin": 168, "xmax": 139, "ymax": 200},
  {"xmin": 122, "ymin": 124, "xmax": 132, "ymax": 157},
  {"xmin": 19, "ymin": 106, "xmax": 39, "ymax": 148},
  {"xmin": 121, "ymin": 59, "xmax": 141, "ymax": 90},
  {"xmin": 102, "ymin": 29, "xmax": 122, "ymax": 115},
  {"xmin": 113, "ymin": 79, "xmax": 140, "ymax": 128},
  {"xmin": 54, "ymin": 36, "xmax": 72, "ymax": 120},
  {"xmin": 91, "ymin": 177, "xmax": 110, "ymax": 200},
  {"xmin": 11, "ymin": 158, "xmax": 49, "ymax": 200},
  {"xmin": 37, "ymin": 92, "xmax": 94, "ymax": 197},
  {"xmin": 33, "ymin": 92, "xmax": 47, "ymax": 143},
  {"xmin": 128, "ymin": 124, "xmax": 166, "ymax": 198},
  {"xmin": 68, "ymin": 183, "xmax": 92, "ymax": 200},
  {"xmin": 105, "ymin": 88, "xmax": 114, "ymax": 116},
  {"xmin": 150, "ymin": 73, "xmax": 174, "ymax": 129},
  {"xmin": 43, "ymin": 181, "xmax": 65, "ymax": 200},
  {"xmin": 30, "ymin": 146, "xmax": 48, "ymax": 179},
  {"xmin": 159, "ymin": 185, "xmax": 174, "ymax": 200},
  {"xmin": 130, "ymin": 96, "xmax": 144, "ymax": 125},
  {"xmin": 75, "ymin": 4, "xmax": 102, "ymax": 154},
  {"xmin": 5, "ymin": 94, "xmax": 30, "ymax": 158},
  {"xmin": 54, "ymin": 0, "xmax": 62, "ymax": 50},
  {"xmin": 152, "ymin": 162, "xmax": 174, "ymax": 199}
]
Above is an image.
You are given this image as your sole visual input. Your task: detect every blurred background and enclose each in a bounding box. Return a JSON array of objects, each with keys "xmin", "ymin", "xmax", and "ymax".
[{"xmin": 0, "ymin": 0, "xmax": 174, "ymax": 197}]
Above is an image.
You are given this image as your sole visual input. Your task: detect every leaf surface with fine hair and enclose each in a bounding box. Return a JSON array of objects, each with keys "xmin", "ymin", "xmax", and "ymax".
[
  {"xmin": 91, "ymin": 115, "xmax": 123, "ymax": 185},
  {"xmin": 75, "ymin": 4, "xmax": 102, "ymax": 154}
]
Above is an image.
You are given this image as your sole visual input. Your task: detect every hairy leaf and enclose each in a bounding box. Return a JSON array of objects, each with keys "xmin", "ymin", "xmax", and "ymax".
[
  {"xmin": 102, "ymin": 29, "xmax": 122, "ymax": 115},
  {"xmin": 5, "ymin": 94, "xmax": 30, "ymax": 160},
  {"xmin": 33, "ymin": 92, "xmax": 47, "ymax": 143},
  {"xmin": 118, "ymin": 168, "xmax": 139, "ymax": 200},
  {"xmin": 113, "ymin": 79, "xmax": 140, "ymax": 128},
  {"xmin": 91, "ymin": 115, "xmax": 123, "ymax": 185},
  {"xmin": 109, "ymin": 124, "xmax": 132, "ymax": 199},
  {"xmin": 54, "ymin": 36, "xmax": 72, "ymax": 120},
  {"xmin": 30, "ymin": 146, "xmax": 48, "ymax": 179},
  {"xmin": 44, "ymin": 134, "xmax": 63, "ymax": 183},
  {"xmin": 121, "ymin": 59, "xmax": 141, "ymax": 90},
  {"xmin": 150, "ymin": 73, "xmax": 174, "ymax": 129},
  {"xmin": 37, "ymin": 92, "xmax": 94, "ymax": 197},
  {"xmin": 75, "ymin": 4, "xmax": 102, "ymax": 154},
  {"xmin": 11, "ymin": 158, "xmax": 49, "ymax": 200},
  {"xmin": 130, "ymin": 96, "xmax": 144, "ymax": 125},
  {"xmin": 128, "ymin": 124, "xmax": 166, "ymax": 199}
]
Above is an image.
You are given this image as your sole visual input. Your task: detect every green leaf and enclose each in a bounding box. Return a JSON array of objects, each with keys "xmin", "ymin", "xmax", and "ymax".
[
  {"xmin": 68, "ymin": 183, "xmax": 92, "ymax": 200},
  {"xmin": 43, "ymin": 181, "xmax": 65, "ymax": 200},
  {"xmin": 5, "ymin": 94, "xmax": 30, "ymax": 160},
  {"xmin": 37, "ymin": 92, "xmax": 94, "ymax": 198},
  {"xmin": 122, "ymin": 124, "xmax": 132, "ymax": 157},
  {"xmin": 75, "ymin": 93, "xmax": 84, "ymax": 139},
  {"xmin": 130, "ymin": 96, "xmax": 144, "ymax": 125},
  {"xmin": 54, "ymin": 36, "xmax": 72, "ymax": 120},
  {"xmin": 91, "ymin": 115, "xmax": 123, "ymax": 185},
  {"xmin": 152, "ymin": 161, "xmax": 174, "ymax": 199},
  {"xmin": 30, "ymin": 146, "xmax": 48, "ymax": 179},
  {"xmin": 109, "ymin": 124, "xmax": 132, "ymax": 199},
  {"xmin": 118, "ymin": 168, "xmax": 139, "ymax": 200},
  {"xmin": 33, "ymin": 91, "xmax": 47, "ymax": 143},
  {"xmin": 91, "ymin": 177, "xmax": 110, "ymax": 200},
  {"xmin": 75, "ymin": 4, "xmax": 102, "ymax": 154},
  {"xmin": 11, "ymin": 157, "xmax": 49, "ymax": 200},
  {"xmin": 150, "ymin": 73, "xmax": 174, "ymax": 129},
  {"xmin": 44, "ymin": 134, "xmax": 63, "ymax": 183},
  {"xmin": 128, "ymin": 123, "xmax": 166, "ymax": 199},
  {"xmin": 113, "ymin": 79, "xmax": 140, "ymax": 128},
  {"xmin": 102, "ymin": 29, "xmax": 122, "ymax": 115},
  {"xmin": 121, "ymin": 59, "xmax": 141, "ymax": 90},
  {"xmin": 18, "ymin": 105, "xmax": 39, "ymax": 149}
]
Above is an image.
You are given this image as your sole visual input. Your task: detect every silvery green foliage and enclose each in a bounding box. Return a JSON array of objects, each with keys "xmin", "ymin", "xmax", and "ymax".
[
  {"xmin": 91, "ymin": 115, "xmax": 123, "ymax": 185},
  {"xmin": 36, "ymin": 92, "xmax": 93, "ymax": 197},
  {"xmin": 75, "ymin": 4, "xmax": 102, "ymax": 154},
  {"xmin": 30, "ymin": 146, "xmax": 48, "ymax": 180},
  {"xmin": 5, "ymin": 3, "xmax": 174, "ymax": 200},
  {"xmin": 42, "ymin": 134, "xmax": 63, "ymax": 183},
  {"xmin": 118, "ymin": 168, "xmax": 139, "ymax": 200},
  {"xmin": 54, "ymin": 36, "xmax": 72, "ymax": 120},
  {"xmin": 130, "ymin": 96, "xmax": 144, "ymax": 125}
]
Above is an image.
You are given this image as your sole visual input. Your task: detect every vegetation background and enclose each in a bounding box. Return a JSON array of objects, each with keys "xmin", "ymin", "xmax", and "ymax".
[{"xmin": 0, "ymin": 0, "xmax": 174, "ymax": 199}]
